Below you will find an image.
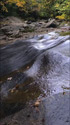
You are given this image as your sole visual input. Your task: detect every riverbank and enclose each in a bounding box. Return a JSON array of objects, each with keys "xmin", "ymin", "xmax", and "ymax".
[{"xmin": 0, "ymin": 16, "xmax": 70, "ymax": 45}]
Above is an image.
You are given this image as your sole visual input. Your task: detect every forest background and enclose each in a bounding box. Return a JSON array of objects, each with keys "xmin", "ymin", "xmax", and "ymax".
[{"xmin": 0, "ymin": 0, "xmax": 70, "ymax": 21}]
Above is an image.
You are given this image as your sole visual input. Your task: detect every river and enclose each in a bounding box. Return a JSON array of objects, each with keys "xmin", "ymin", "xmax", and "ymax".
[{"xmin": 0, "ymin": 31, "xmax": 70, "ymax": 124}]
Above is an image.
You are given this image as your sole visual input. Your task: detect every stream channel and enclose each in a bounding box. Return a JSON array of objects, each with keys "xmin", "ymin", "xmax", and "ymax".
[{"xmin": 0, "ymin": 32, "xmax": 70, "ymax": 125}]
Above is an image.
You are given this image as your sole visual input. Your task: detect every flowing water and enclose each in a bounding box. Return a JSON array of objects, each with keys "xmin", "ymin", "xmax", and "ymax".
[{"xmin": 0, "ymin": 32, "xmax": 70, "ymax": 119}]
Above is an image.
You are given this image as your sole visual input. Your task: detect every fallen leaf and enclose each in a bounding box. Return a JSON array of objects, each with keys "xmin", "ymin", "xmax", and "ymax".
[
  {"xmin": 27, "ymin": 66, "xmax": 29, "ymax": 69},
  {"xmin": 10, "ymin": 88, "xmax": 15, "ymax": 93},
  {"xmin": 34, "ymin": 100, "xmax": 40, "ymax": 107},
  {"xmin": 7, "ymin": 77, "xmax": 12, "ymax": 81},
  {"xmin": 63, "ymin": 92, "xmax": 66, "ymax": 95}
]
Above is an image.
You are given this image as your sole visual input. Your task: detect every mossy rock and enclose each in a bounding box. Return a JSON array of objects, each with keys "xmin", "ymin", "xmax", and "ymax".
[{"xmin": 60, "ymin": 31, "xmax": 70, "ymax": 36}]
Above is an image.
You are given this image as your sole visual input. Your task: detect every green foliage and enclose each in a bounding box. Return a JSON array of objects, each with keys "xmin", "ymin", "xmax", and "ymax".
[
  {"xmin": 60, "ymin": 31, "xmax": 70, "ymax": 36},
  {"xmin": 0, "ymin": 0, "xmax": 70, "ymax": 21},
  {"xmin": 55, "ymin": 0, "xmax": 70, "ymax": 21}
]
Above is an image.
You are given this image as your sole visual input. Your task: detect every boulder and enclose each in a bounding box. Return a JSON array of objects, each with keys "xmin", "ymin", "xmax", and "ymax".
[{"xmin": 46, "ymin": 19, "xmax": 59, "ymax": 28}]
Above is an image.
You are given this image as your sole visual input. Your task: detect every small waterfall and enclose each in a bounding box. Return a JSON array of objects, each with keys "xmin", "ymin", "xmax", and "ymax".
[{"xmin": 0, "ymin": 32, "xmax": 70, "ymax": 77}]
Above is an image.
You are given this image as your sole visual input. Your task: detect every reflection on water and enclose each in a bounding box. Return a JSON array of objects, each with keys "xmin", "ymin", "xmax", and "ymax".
[{"xmin": 0, "ymin": 76, "xmax": 41, "ymax": 118}]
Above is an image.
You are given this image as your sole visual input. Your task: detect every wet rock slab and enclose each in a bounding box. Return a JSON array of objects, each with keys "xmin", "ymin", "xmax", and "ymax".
[
  {"xmin": 0, "ymin": 32, "xmax": 70, "ymax": 124},
  {"xmin": 43, "ymin": 92, "xmax": 70, "ymax": 125}
]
